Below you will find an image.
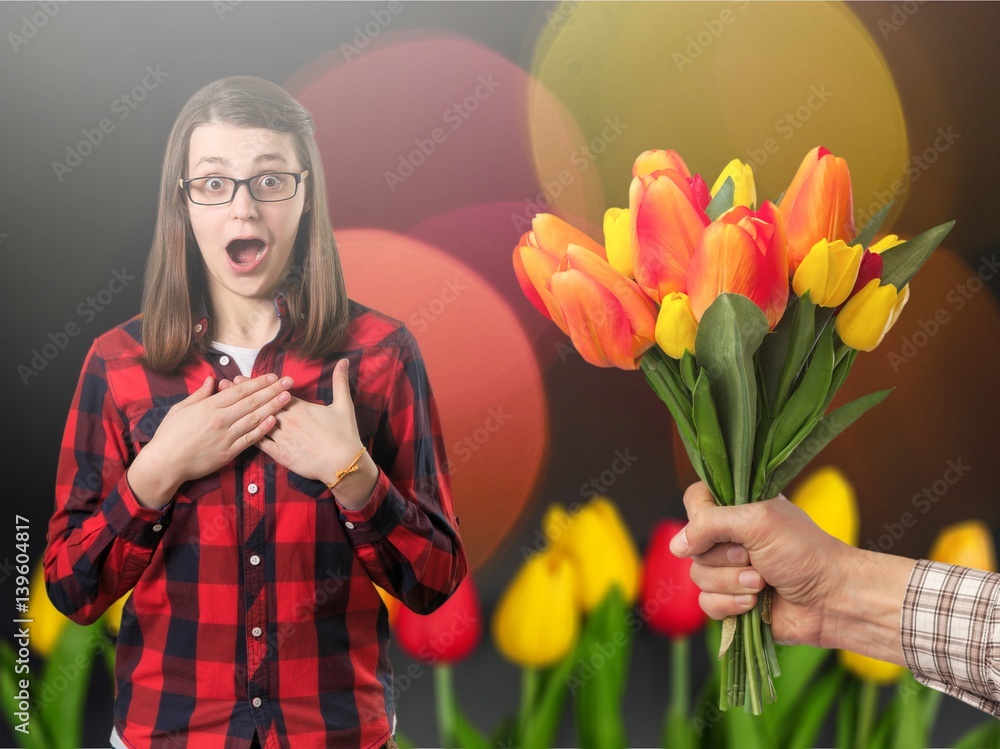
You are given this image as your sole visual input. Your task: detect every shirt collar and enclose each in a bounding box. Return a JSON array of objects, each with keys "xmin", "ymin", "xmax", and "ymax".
[{"xmin": 193, "ymin": 290, "xmax": 295, "ymax": 342}]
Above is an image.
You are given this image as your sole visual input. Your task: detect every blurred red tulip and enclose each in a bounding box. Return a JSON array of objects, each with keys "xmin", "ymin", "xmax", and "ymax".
[
  {"xmin": 394, "ymin": 576, "xmax": 482, "ymax": 665},
  {"xmin": 640, "ymin": 519, "xmax": 707, "ymax": 640}
]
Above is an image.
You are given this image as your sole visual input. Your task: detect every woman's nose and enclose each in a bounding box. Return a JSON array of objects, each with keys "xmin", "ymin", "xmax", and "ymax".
[{"xmin": 229, "ymin": 182, "xmax": 258, "ymax": 220}]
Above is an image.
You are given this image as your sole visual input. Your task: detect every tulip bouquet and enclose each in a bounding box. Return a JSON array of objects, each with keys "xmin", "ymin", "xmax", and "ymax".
[{"xmin": 512, "ymin": 146, "xmax": 954, "ymax": 714}]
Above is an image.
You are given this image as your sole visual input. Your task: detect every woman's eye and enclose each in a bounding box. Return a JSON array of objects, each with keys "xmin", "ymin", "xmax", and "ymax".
[
  {"xmin": 258, "ymin": 174, "xmax": 284, "ymax": 190},
  {"xmin": 205, "ymin": 178, "xmax": 227, "ymax": 191}
]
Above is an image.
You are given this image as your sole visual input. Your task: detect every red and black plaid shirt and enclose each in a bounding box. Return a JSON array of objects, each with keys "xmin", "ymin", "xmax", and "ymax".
[{"xmin": 43, "ymin": 292, "xmax": 467, "ymax": 749}]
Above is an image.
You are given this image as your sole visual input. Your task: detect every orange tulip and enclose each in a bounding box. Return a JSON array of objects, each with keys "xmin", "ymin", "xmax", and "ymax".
[
  {"xmin": 779, "ymin": 147, "xmax": 855, "ymax": 277},
  {"xmin": 630, "ymin": 169, "xmax": 711, "ymax": 302},
  {"xmin": 687, "ymin": 201, "xmax": 788, "ymax": 329},
  {"xmin": 513, "ymin": 214, "xmax": 607, "ymax": 331},
  {"xmin": 547, "ymin": 245, "xmax": 658, "ymax": 369}
]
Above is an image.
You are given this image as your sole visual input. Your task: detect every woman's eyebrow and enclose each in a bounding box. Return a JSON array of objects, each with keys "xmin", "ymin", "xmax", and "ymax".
[{"xmin": 191, "ymin": 153, "xmax": 290, "ymax": 170}]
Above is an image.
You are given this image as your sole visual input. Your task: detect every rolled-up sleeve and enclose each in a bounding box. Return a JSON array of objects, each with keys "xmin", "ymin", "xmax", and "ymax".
[
  {"xmin": 901, "ymin": 559, "xmax": 1000, "ymax": 718},
  {"xmin": 43, "ymin": 340, "xmax": 168, "ymax": 624},
  {"xmin": 337, "ymin": 326, "xmax": 468, "ymax": 614}
]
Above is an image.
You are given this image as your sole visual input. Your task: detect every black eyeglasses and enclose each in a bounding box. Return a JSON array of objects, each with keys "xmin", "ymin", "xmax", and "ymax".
[{"xmin": 178, "ymin": 170, "xmax": 309, "ymax": 206}]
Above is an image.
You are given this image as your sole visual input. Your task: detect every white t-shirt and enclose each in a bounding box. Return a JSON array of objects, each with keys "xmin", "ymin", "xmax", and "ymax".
[{"xmin": 211, "ymin": 340, "xmax": 261, "ymax": 378}]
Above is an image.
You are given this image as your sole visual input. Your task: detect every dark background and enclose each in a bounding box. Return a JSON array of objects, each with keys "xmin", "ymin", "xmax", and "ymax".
[{"xmin": 2, "ymin": 2, "xmax": 999, "ymax": 746}]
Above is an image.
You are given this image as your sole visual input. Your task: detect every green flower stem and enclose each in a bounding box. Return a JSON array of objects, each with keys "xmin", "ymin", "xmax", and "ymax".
[
  {"xmin": 434, "ymin": 664, "xmax": 455, "ymax": 749},
  {"xmin": 742, "ymin": 611, "xmax": 762, "ymax": 714},
  {"xmin": 854, "ymin": 679, "xmax": 877, "ymax": 749},
  {"xmin": 671, "ymin": 637, "xmax": 690, "ymax": 718},
  {"xmin": 519, "ymin": 666, "xmax": 540, "ymax": 745}
]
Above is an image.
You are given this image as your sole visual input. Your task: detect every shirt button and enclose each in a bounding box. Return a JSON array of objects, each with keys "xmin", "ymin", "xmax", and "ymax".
[
  {"xmin": 250, "ymin": 554, "xmax": 261, "ymax": 566},
  {"xmin": 252, "ymin": 697, "xmax": 262, "ymax": 708},
  {"xmin": 194, "ymin": 323, "xmax": 203, "ymax": 333},
  {"xmin": 247, "ymin": 483, "xmax": 258, "ymax": 495},
  {"xmin": 219, "ymin": 355, "xmax": 231, "ymax": 365},
  {"xmin": 344, "ymin": 521, "xmax": 355, "ymax": 530},
  {"xmin": 152, "ymin": 524, "xmax": 163, "ymax": 532},
  {"xmin": 252, "ymin": 626, "xmax": 262, "ymax": 637}
]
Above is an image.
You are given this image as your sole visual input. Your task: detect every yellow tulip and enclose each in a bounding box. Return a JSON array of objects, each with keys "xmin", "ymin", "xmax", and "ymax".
[
  {"xmin": 492, "ymin": 550, "xmax": 579, "ymax": 667},
  {"xmin": 928, "ymin": 520, "xmax": 997, "ymax": 572},
  {"xmin": 655, "ymin": 292, "xmax": 698, "ymax": 359},
  {"xmin": 867, "ymin": 234, "xmax": 904, "ymax": 254},
  {"xmin": 790, "ymin": 466, "xmax": 859, "ymax": 547},
  {"xmin": 839, "ymin": 649, "xmax": 904, "ymax": 685},
  {"xmin": 103, "ymin": 592, "xmax": 130, "ymax": 637},
  {"xmin": 835, "ymin": 279, "xmax": 909, "ymax": 352},
  {"xmin": 28, "ymin": 563, "xmax": 70, "ymax": 656},
  {"xmin": 792, "ymin": 239, "xmax": 863, "ymax": 307},
  {"xmin": 543, "ymin": 497, "xmax": 641, "ymax": 612},
  {"xmin": 711, "ymin": 158, "xmax": 756, "ymax": 209},
  {"xmin": 603, "ymin": 207, "xmax": 633, "ymax": 279}
]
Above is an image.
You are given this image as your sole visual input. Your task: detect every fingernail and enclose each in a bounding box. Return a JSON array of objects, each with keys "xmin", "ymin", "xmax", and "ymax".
[
  {"xmin": 670, "ymin": 528, "xmax": 689, "ymax": 555},
  {"xmin": 738, "ymin": 571, "xmax": 760, "ymax": 589},
  {"xmin": 278, "ymin": 391, "xmax": 290, "ymax": 403},
  {"xmin": 265, "ymin": 373, "xmax": 278, "ymax": 383},
  {"xmin": 735, "ymin": 594, "xmax": 754, "ymax": 607},
  {"xmin": 727, "ymin": 545, "xmax": 748, "ymax": 564},
  {"xmin": 281, "ymin": 376, "xmax": 293, "ymax": 387}
]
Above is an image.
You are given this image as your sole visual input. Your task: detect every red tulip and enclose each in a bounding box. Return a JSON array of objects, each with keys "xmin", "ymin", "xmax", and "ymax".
[
  {"xmin": 513, "ymin": 214, "xmax": 608, "ymax": 331},
  {"xmin": 630, "ymin": 169, "xmax": 711, "ymax": 303},
  {"xmin": 779, "ymin": 147, "xmax": 855, "ymax": 276},
  {"xmin": 394, "ymin": 576, "xmax": 482, "ymax": 665},
  {"xmin": 640, "ymin": 520, "xmax": 706, "ymax": 639},
  {"xmin": 687, "ymin": 201, "xmax": 789, "ymax": 329},
  {"xmin": 547, "ymin": 246, "xmax": 659, "ymax": 369}
]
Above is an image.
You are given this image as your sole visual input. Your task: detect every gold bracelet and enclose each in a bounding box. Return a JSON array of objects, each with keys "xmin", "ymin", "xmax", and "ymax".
[{"xmin": 325, "ymin": 446, "xmax": 367, "ymax": 492}]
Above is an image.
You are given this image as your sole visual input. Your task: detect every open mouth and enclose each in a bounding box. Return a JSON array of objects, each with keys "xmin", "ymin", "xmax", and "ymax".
[{"xmin": 226, "ymin": 238, "xmax": 266, "ymax": 266}]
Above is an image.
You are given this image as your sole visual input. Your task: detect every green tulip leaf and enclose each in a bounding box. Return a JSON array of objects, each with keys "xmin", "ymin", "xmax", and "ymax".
[
  {"xmin": 784, "ymin": 667, "xmax": 845, "ymax": 749},
  {"xmin": 851, "ymin": 200, "xmax": 894, "ymax": 249},
  {"xmin": 524, "ymin": 646, "xmax": 575, "ymax": 749},
  {"xmin": 642, "ymin": 349, "xmax": 703, "ymax": 480},
  {"xmin": 680, "ymin": 350, "xmax": 698, "ymax": 393},
  {"xmin": 450, "ymin": 707, "xmax": 491, "ymax": 749},
  {"xmin": 764, "ymin": 388, "xmax": 892, "ymax": 497},
  {"xmin": 576, "ymin": 588, "xmax": 628, "ymax": 749},
  {"xmin": 664, "ymin": 706, "xmax": 697, "ymax": 749},
  {"xmin": 0, "ymin": 639, "xmax": 53, "ymax": 749},
  {"xmin": 706, "ymin": 177, "xmax": 735, "ymax": 221},
  {"xmin": 722, "ymin": 696, "xmax": 770, "ymax": 749},
  {"xmin": 693, "ymin": 371, "xmax": 735, "ymax": 505},
  {"xmin": 762, "ymin": 645, "xmax": 829, "ymax": 745},
  {"xmin": 835, "ymin": 678, "xmax": 859, "ymax": 749},
  {"xmin": 393, "ymin": 731, "xmax": 416, "ymax": 749},
  {"xmin": 696, "ymin": 294, "xmax": 770, "ymax": 504},
  {"xmin": 879, "ymin": 220, "xmax": 956, "ymax": 289},
  {"xmin": 768, "ymin": 322, "xmax": 834, "ymax": 459},
  {"xmin": 39, "ymin": 622, "xmax": 103, "ymax": 749},
  {"xmin": 953, "ymin": 720, "xmax": 1000, "ymax": 749},
  {"xmin": 768, "ymin": 292, "xmax": 816, "ymax": 416}
]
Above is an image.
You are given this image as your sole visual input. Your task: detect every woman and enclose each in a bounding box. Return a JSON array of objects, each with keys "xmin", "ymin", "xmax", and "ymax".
[{"xmin": 43, "ymin": 76, "xmax": 468, "ymax": 749}]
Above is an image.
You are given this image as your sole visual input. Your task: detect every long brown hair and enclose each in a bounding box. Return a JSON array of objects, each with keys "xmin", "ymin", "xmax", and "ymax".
[{"xmin": 140, "ymin": 76, "xmax": 349, "ymax": 373}]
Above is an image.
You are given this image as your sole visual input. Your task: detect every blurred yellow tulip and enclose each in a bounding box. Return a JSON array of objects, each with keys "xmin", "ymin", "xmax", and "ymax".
[
  {"xmin": 374, "ymin": 584, "xmax": 401, "ymax": 628},
  {"xmin": 28, "ymin": 563, "xmax": 70, "ymax": 657},
  {"xmin": 655, "ymin": 292, "xmax": 698, "ymax": 359},
  {"xmin": 711, "ymin": 158, "xmax": 756, "ymax": 209},
  {"xmin": 790, "ymin": 466, "xmax": 859, "ymax": 547},
  {"xmin": 543, "ymin": 497, "xmax": 641, "ymax": 612},
  {"xmin": 603, "ymin": 207, "xmax": 634, "ymax": 279},
  {"xmin": 928, "ymin": 520, "xmax": 997, "ymax": 572},
  {"xmin": 840, "ymin": 649, "xmax": 904, "ymax": 685},
  {"xmin": 103, "ymin": 592, "xmax": 129, "ymax": 637},
  {"xmin": 492, "ymin": 550, "xmax": 579, "ymax": 668},
  {"xmin": 792, "ymin": 239, "xmax": 863, "ymax": 308}
]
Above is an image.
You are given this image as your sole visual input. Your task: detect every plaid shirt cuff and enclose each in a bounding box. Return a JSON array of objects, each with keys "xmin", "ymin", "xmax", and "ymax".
[
  {"xmin": 336, "ymin": 469, "xmax": 406, "ymax": 546},
  {"xmin": 901, "ymin": 559, "xmax": 1000, "ymax": 718},
  {"xmin": 102, "ymin": 473, "xmax": 171, "ymax": 549}
]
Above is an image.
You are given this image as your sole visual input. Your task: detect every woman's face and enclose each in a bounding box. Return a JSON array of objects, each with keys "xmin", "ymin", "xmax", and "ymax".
[{"xmin": 185, "ymin": 122, "xmax": 308, "ymax": 309}]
